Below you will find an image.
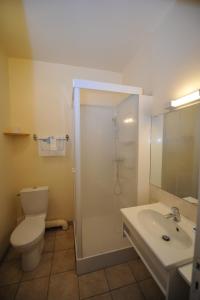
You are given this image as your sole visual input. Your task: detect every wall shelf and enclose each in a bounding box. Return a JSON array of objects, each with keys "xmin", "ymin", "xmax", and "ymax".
[{"xmin": 3, "ymin": 131, "xmax": 30, "ymax": 136}]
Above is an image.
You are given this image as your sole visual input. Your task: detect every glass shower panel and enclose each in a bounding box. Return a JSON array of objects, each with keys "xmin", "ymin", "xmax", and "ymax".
[
  {"xmin": 80, "ymin": 91, "xmax": 138, "ymax": 258},
  {"xmin": 116, "ymin": 97, "xmax": 138, "ymax": 209}
]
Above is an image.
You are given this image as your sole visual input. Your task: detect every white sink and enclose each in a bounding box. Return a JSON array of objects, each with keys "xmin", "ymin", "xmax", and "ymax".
[
  {"xmin": 138, "ymin": 209, "xmax": 192, "ymax": 250},
  {"xmin": 121, "ymin": 203, "xmax": 195, "ymax": 298},
  {"xmin": 121, "ymin": 202, "xmax": 195, "ymax": 269}
]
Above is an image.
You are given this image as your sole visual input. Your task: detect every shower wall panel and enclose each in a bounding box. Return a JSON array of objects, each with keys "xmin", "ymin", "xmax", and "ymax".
[
  {"xmin": 116, "ymin": 96, "xmax": 138, "ymax": 209},
  {"xmin": 80, "ymin": 96, "xmax": 138, "ymax": 258}
]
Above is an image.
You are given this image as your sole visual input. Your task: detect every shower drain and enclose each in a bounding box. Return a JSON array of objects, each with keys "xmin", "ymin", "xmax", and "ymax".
[{"xmin": 162, "ymin": 235, "xmax": 171, "ymax": 242}]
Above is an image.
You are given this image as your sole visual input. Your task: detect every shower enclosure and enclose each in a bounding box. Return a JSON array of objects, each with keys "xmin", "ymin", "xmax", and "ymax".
[{"xmin": 73, "ymin": 80, "xmax": 152, "ymax": 274}]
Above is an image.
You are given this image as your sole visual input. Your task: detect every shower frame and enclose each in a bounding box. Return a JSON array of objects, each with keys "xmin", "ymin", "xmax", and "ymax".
[{"xmin": 72, "ymin": 79, "xmax": 152, "ymax": 274}]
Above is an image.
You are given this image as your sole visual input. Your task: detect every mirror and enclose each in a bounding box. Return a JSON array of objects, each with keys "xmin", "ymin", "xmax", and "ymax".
[{"xmin": 150, "ymin": 103, "xmax": 200, "ymax": 201}]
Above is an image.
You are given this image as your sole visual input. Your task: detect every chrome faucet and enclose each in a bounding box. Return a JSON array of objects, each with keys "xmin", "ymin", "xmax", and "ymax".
[{"xmin": 164, "ymin": 207, "xmax": 181, "ymax": 222}]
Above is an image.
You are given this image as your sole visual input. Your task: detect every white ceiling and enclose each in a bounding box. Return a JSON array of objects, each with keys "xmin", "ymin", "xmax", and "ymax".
[{"xmin": 0, "ymin": 0, "xmax": 175, "ymax": 72}]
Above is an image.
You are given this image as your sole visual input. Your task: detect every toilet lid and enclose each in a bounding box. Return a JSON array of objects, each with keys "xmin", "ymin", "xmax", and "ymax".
[{"xmin": 11, "ymin": 215, "xmax": 45, "ymax": 247}]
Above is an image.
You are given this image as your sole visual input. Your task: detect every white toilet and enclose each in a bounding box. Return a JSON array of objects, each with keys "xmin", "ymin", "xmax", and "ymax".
[{"xmin": 10, "ymin": 186, "xmax": 48, "ymax": 271}]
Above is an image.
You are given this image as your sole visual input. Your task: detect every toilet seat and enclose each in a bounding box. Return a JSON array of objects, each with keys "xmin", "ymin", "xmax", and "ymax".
[{"xmin": 10, "ymin": 215, "xmax": 45, "ymax": 250}]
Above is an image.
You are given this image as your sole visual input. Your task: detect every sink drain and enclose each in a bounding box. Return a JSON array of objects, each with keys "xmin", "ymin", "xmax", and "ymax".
[{"xmin": 162, "ymin": 235, "xmax": 170, "ymax": 241}]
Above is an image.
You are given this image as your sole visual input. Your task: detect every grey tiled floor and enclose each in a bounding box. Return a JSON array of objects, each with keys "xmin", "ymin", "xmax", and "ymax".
[{"xmin": 0, "ymin": 226, "xmax": 165, "ymax": 300}]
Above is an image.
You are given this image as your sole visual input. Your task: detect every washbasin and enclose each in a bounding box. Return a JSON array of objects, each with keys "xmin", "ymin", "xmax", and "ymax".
[
  {"xmin": 121, "ymin": 201, "xmax": 195, "ymax": 296},
  {"xmin": 138, "ymin": 209, "xmax": 192, "ymax": 250},
  {"xmin": 121, "ymin": 202, "xmax": 195, "ymax": 271}
]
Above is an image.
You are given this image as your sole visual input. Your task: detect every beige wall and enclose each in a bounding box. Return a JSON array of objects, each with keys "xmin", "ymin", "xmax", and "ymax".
[
  {"xmin": 8, "ymin": 58, "xmax": 122, "ymax": 222},
  {"xmin": 0, "ymin": 49, "xmax": 16, "ymax": 260},
  {"xmin": 123, "ymin": 1, "xmax": 200, "ymax": 218},
  {"xmin": 122, "ymin": 1, "xmax": 200, "ymax": 115}
]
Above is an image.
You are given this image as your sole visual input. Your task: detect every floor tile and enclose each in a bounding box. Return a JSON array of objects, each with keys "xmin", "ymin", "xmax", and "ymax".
[
  {"xmin": 0, "ymin": 260, "xmax": 22, "ymax": 286},
  {"xmin": 0, "ymin": 283, "xmax": 18, "ymax": 300},
  {"xmin": 51, "ymin": 249, "xmax": 75, "ymax": 274},
  {"xmin": 79, "ymin": 270, "xmax": 109, "ymax": 299},
  {"xmin": 129, "ymin": 259, "xmax": 151, "ymax": 282},
  {"xmin": 3, "ymin": 247, "xmax": 20, "ymax": 262},
  {"xmin": 22, "ymin": 252, "xmax": 53, "ymax": 281},
  {"xmin": 87, "ymin": 293, "xmax": 112, "ymax": 300},
  {"xmin": 112, "ymin": 283, "xmax": 145, "ymax": 300},
  {"xmin": 139, "ymin": 278, "xmax": 165, "ymax": 300},
  {"xmin": 15, "ymin": 277, "xmax": 48, "ymax": 300},
  {"xmin": 54, "ymin": 234, "xmax": 74, "ymax": 251},
  {"xmin": 45, "ymin": 228, "xmax": 57, "ymax": 238},
  {"xmin": 48, "ymin": 271, "xmax": 79, "ymax": 300},
  {"xmin": 56, "ymin": 226, "xmax": 74, "ymax": 237},
  {"xmin": 44, "ymin": 237, "xmax": 55, "ymax": 253},
  {"xmin": 105, "ymin": 263, "xmax": 135, "ymax": 290}
]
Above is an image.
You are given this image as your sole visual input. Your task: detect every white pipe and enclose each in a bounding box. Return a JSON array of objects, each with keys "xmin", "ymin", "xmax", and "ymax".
[{"xmin": 45, "ymin": 219, "xmax": 68, "ymax": 230}]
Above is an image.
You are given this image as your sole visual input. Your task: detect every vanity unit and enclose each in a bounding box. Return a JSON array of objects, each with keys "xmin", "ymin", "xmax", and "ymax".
[
  {"xmin": 179, "ymin": 263, "xmax": 193, "ymax": 286},
  {"xmin": 121, "ymin": 202, "xmax": 195, "ymax": 300}
]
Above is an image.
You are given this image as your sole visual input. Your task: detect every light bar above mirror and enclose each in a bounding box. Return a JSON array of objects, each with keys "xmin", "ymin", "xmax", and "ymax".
[{"xmin": 170, "ymin": 90, "xmax": 200, "ymax": 108}]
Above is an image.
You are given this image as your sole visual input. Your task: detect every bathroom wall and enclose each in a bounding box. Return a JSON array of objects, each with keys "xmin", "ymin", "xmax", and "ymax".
[
  {"xmin": 122, "ymin": 0, "xmax": 200, "ymax": 115},
  {"xmin": 122, "ymin": 1, "xmax": 200, "ymax": 215},
  {"xmin": 8, "ymin": 58, "xmax": 122, "ymax": 221},
  {"xmin": 0, "ymin": 49, "xmax": 16, "ymax": 260}
]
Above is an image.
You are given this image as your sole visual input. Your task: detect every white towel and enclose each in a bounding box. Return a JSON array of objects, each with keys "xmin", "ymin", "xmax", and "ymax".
[
  {"xmin": 50, "ymin": 136, "xmax": 57, "ymax": 151},
  {"xmin": 38, "ymin": 136, "xmax": 66, "ymax": 156}
]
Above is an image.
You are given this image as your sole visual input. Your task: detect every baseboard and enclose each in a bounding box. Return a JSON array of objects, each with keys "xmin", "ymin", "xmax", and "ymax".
[{"xmin": 76, "ymin": 246, "xmax": 138, "ymax": 275}]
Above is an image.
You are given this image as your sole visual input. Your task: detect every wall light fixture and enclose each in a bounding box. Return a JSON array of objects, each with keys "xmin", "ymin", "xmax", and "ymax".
[{"xmin": 170, "ymin": 90, "xmax": 200, "ymax": 108}]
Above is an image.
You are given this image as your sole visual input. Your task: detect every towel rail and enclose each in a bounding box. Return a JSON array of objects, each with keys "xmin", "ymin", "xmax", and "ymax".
[{"xmin": 33, "ymin": 134, "xmax": 69, "ymax": 141}]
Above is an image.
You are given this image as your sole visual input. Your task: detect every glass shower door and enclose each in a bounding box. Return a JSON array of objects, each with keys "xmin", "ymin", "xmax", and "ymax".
[{"xmin": 79, "ymin": 90, "xmax": 139, "ymax": 258}]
